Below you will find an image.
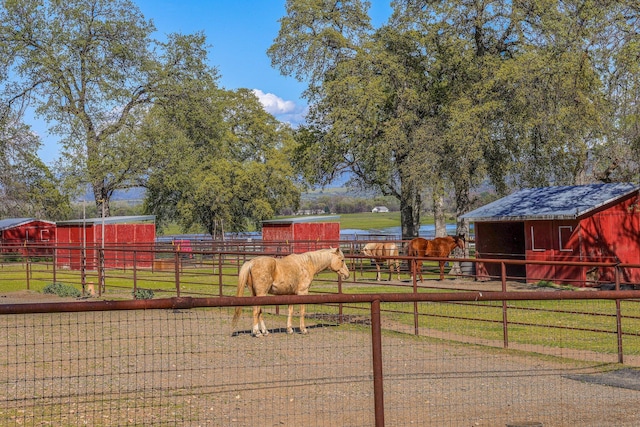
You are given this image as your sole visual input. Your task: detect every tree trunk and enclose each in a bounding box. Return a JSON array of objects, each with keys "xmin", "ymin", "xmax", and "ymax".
[
  {"xmin": 433, "ymin": 180, "xmax": 447, "ymax": 237},
  {"xmin": 455, "ymin": 181, "xmax": 472, "ymax": 257},
  {"xmin": 449, "ymin": 180, "xmax": 472, "ymax": 276},
  {"xmin": 400, "ymin": 184, "xmax": 421, "ymax": 240},
  {"xmin": 92, "ymin": 183, "xmax": 111, "ymax": 218}
]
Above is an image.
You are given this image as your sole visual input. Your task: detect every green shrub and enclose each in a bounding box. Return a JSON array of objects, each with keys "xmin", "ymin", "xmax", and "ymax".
[
  {"xmin": 133, "ymin": 288, "xmax": 154, "ymax": 300},
  {"xmin": 3, "ymin": 252, "xmax": 23, "ymax": 262},
  {"xmin": 536, "ymin": 280, "xmax": 556, "ymax": 288},
  {"xmin": 42, "ymin": 282, "xmax": 81, "ymax": 298}
]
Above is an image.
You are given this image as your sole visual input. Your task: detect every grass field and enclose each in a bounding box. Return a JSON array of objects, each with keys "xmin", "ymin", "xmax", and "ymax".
[{"xmin": 159, "ymin": 211, "xmax": 436, "ymax": 235}]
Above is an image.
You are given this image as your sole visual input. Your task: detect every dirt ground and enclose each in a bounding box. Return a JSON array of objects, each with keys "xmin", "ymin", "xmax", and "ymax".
[
  {"xmin": 2, "ymin": 281, "xmax": 639, "ymax": 426},
  {"xmin": 0, "ymin": 289, "xmax": 82, "ymax": 304}
]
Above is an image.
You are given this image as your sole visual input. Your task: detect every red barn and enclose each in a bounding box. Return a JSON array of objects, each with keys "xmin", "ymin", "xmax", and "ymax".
[
  {"xmin": 262, "ymin": 216, "xmax": 341, "ymax": 253},
  {"xmin": 55, "ymin": 215, "xmax": 156, "ymax": 270},
  {"xmin": 0, "ymin": 218, "xmax": 56, "ymax": 256},
  {"xmin": 460, "ymin": 183, "xmax": 640, "ymax": 286}
]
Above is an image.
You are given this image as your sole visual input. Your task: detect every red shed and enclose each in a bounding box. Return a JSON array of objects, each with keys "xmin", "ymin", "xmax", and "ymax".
[
  {"xmin": 262, "ymin": 216, "xmax": 341, "ymax": 253},
  {"xmin": 0, "ymin": 218, "xmax": 56, "ymax": 256},
  {"xmin": 460, "ymin": 183, "xmax": 640, "ymax": 286},
  {"xmin": 55, "ymin": 215, "xmax": 155, "ymax": 270}
]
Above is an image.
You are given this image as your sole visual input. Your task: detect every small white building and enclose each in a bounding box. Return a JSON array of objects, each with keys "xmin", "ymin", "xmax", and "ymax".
[{"xmin": 371, "ymin": 206, "xmax": 389, "ymax": 213}]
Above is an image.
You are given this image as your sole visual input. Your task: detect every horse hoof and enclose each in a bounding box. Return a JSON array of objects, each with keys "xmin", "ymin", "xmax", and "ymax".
[
  {"xmin": 286, "ymin": 328, "xmax": 294, "ymax": 334},
  {"xmin": 300, "ymin": 329, "xmax": 308, "ymax": 335}
]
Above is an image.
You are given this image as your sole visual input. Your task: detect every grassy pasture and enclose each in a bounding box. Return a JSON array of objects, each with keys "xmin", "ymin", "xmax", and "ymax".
[{"xmin": 157, "ymin": 211, "xmax": 434, "ymax": 235}]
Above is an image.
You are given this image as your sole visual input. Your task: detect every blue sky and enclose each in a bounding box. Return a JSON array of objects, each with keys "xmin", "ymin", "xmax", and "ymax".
[{"xmin": 34, "ymin": 1, "xmax": 392, "ymax": 164}]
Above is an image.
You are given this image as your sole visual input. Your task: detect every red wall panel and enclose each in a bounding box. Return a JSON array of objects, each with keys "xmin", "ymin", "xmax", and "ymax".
[
  {"xmin": 262, "ymin": 222, "xmax": 340, "ymax": 254},
  {"xmin": 55, "ymin": 223, "xmax": 155, "ymax": 270}
]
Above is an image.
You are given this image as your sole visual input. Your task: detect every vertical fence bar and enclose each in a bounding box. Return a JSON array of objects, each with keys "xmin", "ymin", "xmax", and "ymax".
[
  {"xmin": 52, "ymin": 247, "xmax": 57, "ymax": 284},
  {"xmin": 502, "ymin": 262, "xmax": 509, "ymax": 348},
  {"xmin": 371, "ymin": 299, "xmax": 385, "ymax": 427},
  {"xmin": 338, "ymin": 272, "xmax": 343, "ymax": 324},
  {"xmin": 133, "ymin": 250, "xmax": 138, "ymax": 295},
  {"xmin": 174, "ymin": 247, "xmax": 181, "ymax": 297},
  {"xmin": 352, "ymin": 241, "xmax": 358, "ymax": 283},
  {"xmin": 80, "ymin": 244, "xmax": 86, "ymax": 295},
  {"xmin": 98, "ymin": 248, "xmax": 104, "ymax": 296},
  {"xmin": 615, "ymin": 266, "xmax": 624, "ymax": 363},
  {"xmin": 217, "ymin": 253, "xmax": 223, "ymax": 296},
  {"xmin": 25, "ymin": 257, "xmax": 30, "ymax": 290},
  {"xmin": 412, "ymin": 259, "xmax": 419, "ymax": 335}
]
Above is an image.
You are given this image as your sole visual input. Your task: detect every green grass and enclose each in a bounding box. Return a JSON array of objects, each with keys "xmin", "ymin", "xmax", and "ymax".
[
  {"xmin": 158, "ymin": 212, "xmax": 438, "ymax": 235},
  {"xmin": 275, "ymin": 211, "xmax": 437, "ymax": 231}
]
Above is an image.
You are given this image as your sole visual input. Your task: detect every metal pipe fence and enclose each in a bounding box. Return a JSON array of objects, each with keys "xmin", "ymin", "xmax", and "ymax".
[
  {"xmin": 3, "ymin": 241, "xmax": 638, "ymax": 291},
  {"xmin": 2, "ymin": 292, "xmax": 640, "ymax": 426},
  {"xmin": 2, "ymin": 243, "xmax": 640, "ymax": 363}
]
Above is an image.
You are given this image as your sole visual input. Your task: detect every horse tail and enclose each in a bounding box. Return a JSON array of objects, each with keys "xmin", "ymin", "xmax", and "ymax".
[
  {"xmin": 407, "ymin": 240, "xmax": 418, "ymax": 257},
  {"xmin": 232, "ymin": 259, "xmax": 253, "ymax": 327}
]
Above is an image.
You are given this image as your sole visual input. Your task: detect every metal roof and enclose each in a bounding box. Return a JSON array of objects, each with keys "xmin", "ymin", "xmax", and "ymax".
[
  {"xmin": 460, "ymin": 183, "xmax": 640, "ymax": 222},
  {"xmin": 0, "ymin": 218, "xmax": 55, "ymax": 231},
  {"xmin": 262, "ymin": 215, "xmax": 340, "ymax": 225},
  {"xmin": 56, "ymin": 215, "xmax": 156, "ymax": 226}
]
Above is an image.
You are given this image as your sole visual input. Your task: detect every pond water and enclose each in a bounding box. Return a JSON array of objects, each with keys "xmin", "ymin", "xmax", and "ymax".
[{"xmin": 340, "ymin": 223, "xmax": 461, "ymax": 240}]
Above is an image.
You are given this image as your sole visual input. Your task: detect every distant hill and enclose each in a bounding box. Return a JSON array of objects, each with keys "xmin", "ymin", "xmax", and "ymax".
[
  {"xmin": 77, "ymin": 187, "xmax": 146, "ymax": 203},
  {"xmin": 78, "ymin": 186, "xmax": 367, "ymax": 205},
  {"xmin": 112, "ymin": 188, "xmax": 146, "ymax": 201}
]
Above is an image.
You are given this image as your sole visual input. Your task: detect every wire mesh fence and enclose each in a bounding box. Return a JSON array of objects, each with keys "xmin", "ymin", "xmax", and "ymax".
[{"xmin": 2, "ymin": 294, "xmax": 640, "ymax": 426}]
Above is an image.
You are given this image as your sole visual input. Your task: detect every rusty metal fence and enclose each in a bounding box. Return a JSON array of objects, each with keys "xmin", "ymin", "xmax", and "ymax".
[
  {"xmin": 2, "ymin": 240, "xmax": 640, "ymax": 292},
  {"xmin": 2, "ymin": 292, "xmax": 640, "ymax": 426},
  {"xmin": 3, "ymin": 243, "xmax": 640, "ymax": 424}
]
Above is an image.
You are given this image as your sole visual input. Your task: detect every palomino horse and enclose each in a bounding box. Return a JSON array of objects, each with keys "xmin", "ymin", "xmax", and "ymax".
[
  {"xmin": 232, "ymin": 247, "xmax": 350, "ymax": 337},
  {"xmin": 361, "ymin": 242, "xmax": 401, "ymax": 281},
  {"xmin": 406, "ymin": 234, "xmax": 465, "ymax": 282}
]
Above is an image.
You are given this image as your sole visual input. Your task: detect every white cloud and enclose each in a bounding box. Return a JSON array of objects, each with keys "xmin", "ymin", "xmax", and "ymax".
[
  {"xmin": 252, "ymin": 89, "xmax": 307, "ymax": 127},
  {"xmin": 252, "ymin": 89, "xmax": 297, "ymax": 115}
]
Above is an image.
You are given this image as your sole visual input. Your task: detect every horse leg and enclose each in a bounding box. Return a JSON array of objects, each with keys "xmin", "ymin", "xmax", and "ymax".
[
  {"xmin": 438, "ymin": 261, "xmax": 445, "ymax": 280},
  {"xmin": 286, "ymin": 304, "xmax": 294, "ymax": 334},
  {"xmin": 258, "ymin": 307, "xmax": 269, "ymax": 336},
  {"xmin": 252, "ymin": 305, "xmax": 262, "ymax": 337},
  {"xmin": 376, "ymin": 262, "xmax": 381, "ymax": 281},
  {"xmin": 299, "ymin": 304, "xmax": 308, "ymax": 334},
  {"xmin": 251, "ymin": 306, "xmax": 269, "ymax": 337}
]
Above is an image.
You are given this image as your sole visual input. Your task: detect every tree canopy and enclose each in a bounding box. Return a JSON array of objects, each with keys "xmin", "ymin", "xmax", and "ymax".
[
  {"xmin": 2, "ymin": 0, "xmax": 639, "ymax": 240},
  {"xmin": 0, "ymin": 116, "xmax": 70, "ymax": 219},
  {"xmin": 270, "ymin": 0, "xmax": 640, "ymax": 239},
  {"xmin": 0, "ymin": 0, "xmax": 300, "ymax": 235},
  {"xmin": 142, "ymin": 85, "xmax": 300, "ymax": 238}
]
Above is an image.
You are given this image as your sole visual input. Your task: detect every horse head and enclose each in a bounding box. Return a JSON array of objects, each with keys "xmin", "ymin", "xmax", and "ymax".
[
  {"xmin": 454, "ymin": 234, "xmax": 466, "ymax": 251},
  {"xmin": 329, "ymin": 247, "xmax": 350, "ymax": 279}
]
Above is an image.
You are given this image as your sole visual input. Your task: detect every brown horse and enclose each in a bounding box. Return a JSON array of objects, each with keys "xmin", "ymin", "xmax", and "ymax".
[
  {"xmin": 232, "ymin": 248, "xmax": 350, "ymax": 337},
  {"xmin": 361, "ymin": 242, "xmax": 401, "ymax": 281},
  {"xmin": 406, "ymin": 234, "xmax": 465, "ymax": 282}
]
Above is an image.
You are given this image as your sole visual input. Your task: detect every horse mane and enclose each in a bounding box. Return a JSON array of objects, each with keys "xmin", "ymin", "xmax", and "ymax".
[{"xmin": 302, "ymin": 248, "xmax": 341, "ymax": 269}]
